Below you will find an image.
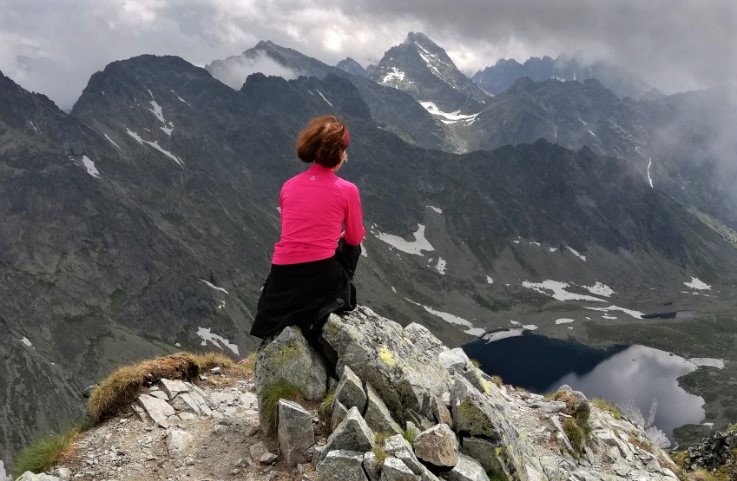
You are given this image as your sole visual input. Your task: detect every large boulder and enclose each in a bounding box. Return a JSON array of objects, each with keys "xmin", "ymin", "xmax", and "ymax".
[
  {"xmin": 255, "ymin": 326, "xmax": 328, "ymax": 400},
  {"xmin": 381, "ymin": 456, "xmax": 420, "ymax": 481},
  {"xmin": 365, "ymin": 382, "xmax": 403, "ymax": 435},
  {"xmin": 442, "ymin": 454, "xmax": 490, "ymax": 481},
  {"xmin": 335, "ymin": 365, "xmax": 368, "ymax": 412},
  {"xmin": 321, "ymin": 307, "xmax": 453, "ymax": 426}
]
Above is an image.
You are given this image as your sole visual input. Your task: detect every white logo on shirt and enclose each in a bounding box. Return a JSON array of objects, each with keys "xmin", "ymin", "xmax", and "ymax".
[{"xmin": 310, "ymin": 175, "xmax": 316, "ymax": 181}]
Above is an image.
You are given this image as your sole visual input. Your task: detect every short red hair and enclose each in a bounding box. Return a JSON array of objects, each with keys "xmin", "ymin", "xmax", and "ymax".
[{"xmin": 295, "ymin": 115, "xmax": 349, "ymax": 168}]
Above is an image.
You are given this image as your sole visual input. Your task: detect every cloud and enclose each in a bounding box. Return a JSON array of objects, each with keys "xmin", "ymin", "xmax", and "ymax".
[
  {"xmin": 209, "ymin": 51, "xmax": 300, "ymax": 90},
  {"xmin": 0, "ymin": 0, "xmax": 735, "ymax": 108}
]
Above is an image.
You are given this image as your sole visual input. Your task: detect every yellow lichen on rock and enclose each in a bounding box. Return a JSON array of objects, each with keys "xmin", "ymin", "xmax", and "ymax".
[{"xmin": 379, "ymin": 345, "xmax": 395, "ymax": 366}]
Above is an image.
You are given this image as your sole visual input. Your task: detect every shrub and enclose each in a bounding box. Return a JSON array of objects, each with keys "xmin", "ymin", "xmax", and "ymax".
[
  {"xmin": 87, "ymin": 352, "xmax": 232, "ymax": 424},
  {"xmin": 260, "ymin": 380, "xmax": 303, "ymax": 431},
  {"xmin": 562, "ymin": 418, "xmax": 586, "ymax": 457},
  {"xmin": 12, "ymin": 423, "xmax": 85, "ymax": 477}
]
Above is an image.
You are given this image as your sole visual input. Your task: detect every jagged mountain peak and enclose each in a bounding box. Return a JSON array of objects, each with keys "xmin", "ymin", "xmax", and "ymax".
[
  {"xmin": 368, "ymin": 31, "xmax": 490, "ymax": 113},
  {"xmin": 335, "ymin": 57, "xmax": 366, "ymax": 77}
]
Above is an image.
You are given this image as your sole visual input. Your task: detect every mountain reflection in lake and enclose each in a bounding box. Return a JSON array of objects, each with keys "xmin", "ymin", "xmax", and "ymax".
[{"xmin": 463, "ymin": 333, "xmax": 704, "ymax": 445}]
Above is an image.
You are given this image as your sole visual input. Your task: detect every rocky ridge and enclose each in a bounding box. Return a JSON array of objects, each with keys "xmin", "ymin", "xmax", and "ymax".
[{"xmin": 19, "ymin": 307, "xmax": 685, "ymax": 481}]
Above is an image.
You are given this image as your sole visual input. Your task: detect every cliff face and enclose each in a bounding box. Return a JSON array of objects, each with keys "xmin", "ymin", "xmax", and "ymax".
[{"xmin": 21, "ymin": 306, "xmax": 685, "ymax": 481}]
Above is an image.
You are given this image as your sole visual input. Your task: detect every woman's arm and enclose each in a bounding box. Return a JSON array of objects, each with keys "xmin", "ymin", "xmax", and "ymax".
[{"xmin": 342, "ymin": 183, "xmax": 365, "ymax": 246}]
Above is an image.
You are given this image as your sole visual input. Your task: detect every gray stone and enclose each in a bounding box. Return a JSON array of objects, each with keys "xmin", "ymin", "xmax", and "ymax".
[
  {"xmin": 380, "ymin": 456, "xmax": 420, "ymax": 481},
  {"xmin": 550, "ymin": 416, "xmax": 574, "ymax": 453},
  {"xmin": 365, "ymin": 383, "xmax": 403, "ymax": 435},
  {"xmin": 335, "ymin": 365, "xmax": 368, "ymax": 412},
  {"xmin": 321, "ymin": 407, "xmax": 375, "ymax": 461},
  {"xmin": 255, "ymin": 326, "xmax": 328, "ymax": 400},
  {"xmin": 166, "ymin": 427, "xmax": 193, "ymax": 453},
  {"xmin": 54, "ymin": 467, "xmax": 71, "ymax": 480},
  {"xmin": 278, "ymin": 399, "xmax": 316, "ymax": 466},
  {"xmin": 414, "ymin": 424, "xmax": 458, "ymax": 468},
  {"xmin": 159, "ymin": 379, "xmax": 191, "ymax": 399},
  {"xmin": 438, "ymin": 348, "xmax": 470, "ymax": 371},
  {"xmin": 261, "ymin": 452, "xmax": 278, "ymax": 464},
  {"xmin": 138, "ymin": 393, "xmax": 176, "ymax": 428},
  {"xmin": 383, "ymin": 435, "xmax": 429, "ymax": 479},
  {"xmin": 331, "ymin": 399, "xmax": 349, "ymax": 433},
  {"xmin": 15, "ymin": 473, "xmax": 61, "ymax": 481},
  {"xmin": 442, "ymin": 454, "xmax": 490, "ymax": 481},
  {"xmin": 321, "ymin": 307, "xmax": 453, "ymax": 426},
  {"xmin": 363, "ymin": 451, "xmax": 381, "ymax": 481},
  {"xmin": 460, "ymin": 437, "xmax": 506, "ymax": 477},
  {"xmin": 249, "ymin": 440, "xmax": 267, "ymax": 461},
  {"xmin": 316, "ymin": 450, "xmax": 369, "ymax": 481}
]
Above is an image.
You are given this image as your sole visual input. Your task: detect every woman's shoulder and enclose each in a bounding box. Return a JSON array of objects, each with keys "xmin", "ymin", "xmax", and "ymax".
[{"xmin": 334, "ymin": 176, "xmax": 360, "ymax": 194}]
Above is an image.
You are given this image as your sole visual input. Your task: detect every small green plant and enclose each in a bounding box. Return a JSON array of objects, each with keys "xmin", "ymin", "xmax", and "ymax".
[
  {"xmin": 402, "ymin": 427, "xmax": 416, "ymax": 444},
  {"xmin": 13, "ymin": 423, "xmax": 86, "ymax": 477},
  {"xmin": 260, "ymin": 380, "xmax": 303, "ymax": 431},
  {"xmin": 373, "ymin": 432, "xmax": 392, "ymax": 466},
  {"xmin": 562, "ymin": 418, "xmax": 586, "ymax": 458},
  {"xmin": 320, "ymin": 388, "xmax": 335, "ymax": 418},
  {"xmin": 491, "ymin": 375, "xmax": 503, "ymax": 387},
  {"xmin": 728, "ymin": 423, "xmax": 737, "ymax": 432},
  {"xmin": 470, "ymin": 358, "xmax": 481, "ymax": 368},
  {"xmin": 592, "ymin": 398, "xmax": 622, "ymax": 420}
]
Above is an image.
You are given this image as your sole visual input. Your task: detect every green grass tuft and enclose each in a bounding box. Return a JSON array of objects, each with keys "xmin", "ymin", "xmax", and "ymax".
[
  {"xmin": 320, "ymin": 388, "xmax": 335, "ymax": 418},
  {"xmin": 13, "ymin": 423, "xmax": 85, "ymax": 477},
  {"xmin": 402, "ymin": 427, "xmax": 416, "ymax": 444},
  {"xmin": 592, "ymin": 398, "xmax": 622, "ymax": 420},
  {"xmin": 562, "ymin": 418, "xmax": 586, "ymax": 458},
  {"xmin": 260, "ymin": 380, "xmax": 303, "ymax": 431}
]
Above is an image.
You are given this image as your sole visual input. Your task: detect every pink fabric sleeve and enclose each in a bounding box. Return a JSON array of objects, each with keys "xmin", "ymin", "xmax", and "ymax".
[{"xmin": 341, "ymin": 183, "xmax": 365, "ymax": 246}]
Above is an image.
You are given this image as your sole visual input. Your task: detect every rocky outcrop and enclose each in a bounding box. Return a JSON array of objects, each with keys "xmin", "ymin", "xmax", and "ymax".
[{"xmin": 682, "ymin": 430, "xmax": 737, "ymax": 473}]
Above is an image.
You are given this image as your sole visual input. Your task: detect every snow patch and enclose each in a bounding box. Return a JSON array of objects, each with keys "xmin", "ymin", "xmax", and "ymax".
[
  {"xmin": 375, "ymin": 224, "xmax": 434, "ymax": 255},
  {"xmin": 555, "ymin": 318, "xmax": 575, "ymax": 325},
  {"xmin": 602, "ymin": 314, "xmax": 618, "ymax": 320},
  {"xmin": 427, "ymin": 205, "xmax": 443, "ymax": 214},
  {"xmin": 315, "ymin": 90, "xmax": 333, "ymax": 107},
  {"xmin": 21, "ymin": 337, "xmax": 33, "ymax": 348},
  {"xmin": 486, "ymin": 276, "xmax": 493, "ymax": 284},
  {"xmin": 647, "ymin": 157, "xmax": 654, "ymax": 188},
  {"xmin": 405, "ymin": 297, "xmax": 483, "ymax": 337},
  {"xmin": 585, "ymin": 305, "xmax": 644, "ymax": 319},
  {"xmin": 125, "ymin": 128, "xmax": 184, "ymax": 167},
  {"xmin": 199, "ymin": 279, "xmax": 229, "ymax": 294},
  {"xmin": 684, "ymin": 277, "xmax": 711, "ymax": 290},
  {"xmin": 582, "ymin": 282, "xmax": 614, "ymax": 297},
  {"xmin": 149, "ymin": 100, "xmax": 166, "ymax": 124},
  {"xmin": 104, "ymin": 133, "xmax": 122, "ymax": 149},
  {"xmin": 196, "ymin": 327, "xmax": 239, "ymax": 355},
  {"xmin": 521, "ymin": 280, "xmax": 605, "ymax": 302},
  {"xmin": 382, "ymin": 67, "xmax": 406, "ymax": 85},
  {"xmin": 689, "ymin": 358, "xmax": 725, "ymax": 369},
  {"xmin": 434, "ymin": 257, "xmax": 446, "ymax": 275},
  {"xmin": 81, "ymin": 154, "xmax": 100, "ymax": 178},
  {"xmin": 483, "ymin": 328, "xmax": 524, "ymax": 343},
  {"xmin": 419, "ymin": 101, "xmax": 478, "ymax": 123},
  {"xmin": 566, "ymin": 246, "xmax": 587, "ymax": 261}
]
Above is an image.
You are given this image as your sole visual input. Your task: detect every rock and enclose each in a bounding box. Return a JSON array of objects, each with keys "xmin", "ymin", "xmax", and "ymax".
[
  {"xmin": 365, "ymin": 383, "xmax": 403, "ymax": 435},
  {"xmin": 381, "ymin": 456, "xmax": 420, "ymax": 481},
  {"xmin": 166, "ymin": 427, "xmax": 193, "ymax": 453},
  {"xmin": 321, "ymin": 307, "xmax": 453, "ymax": 426},
  {"xmin": 137, "ymin": 393, "xmax": 177, "ymax": 428},
  {"xmin": 363, "ymin": 451, "xmax": 381, "ymax": 481},
  {"xmin": 383, "ymin": 435, "xmax": 437, "ymax": 480},
  {"xmin": 331, "ymin": 399, "xmax": 349, "ymax": 433},
  {"xmin": 278, "ymin": 399, "xmax": 316, "ymax": 466},
  {"xmin": 54, "ymin": 467, "xmax": 71, "ymax": 480},
  {"xmin": 250, "ymin": 440, "xmax": 267, "ymax": 461},
  {"xmin": 414, "ymin": 424, "xmax": 458, "ymax": 468},
  {"xmin": 316, "ymin": 450, "xmax": 369, "ymax": 481},
  {"xmin": 460, "ymin": 437, "xmax": 507, "ymax": 477},
  {"xmin": 256, "ymin": 326, "xmax": 328, "ymax": 400},
  {"xmin": 15, "ymin": 473, "xmax": 61, "ymax": 481},
  {"xmin": 321, "ymin": 407, "xmax": 375, "ymax": 461},
  {"xmin": 335, "ymin": 365, "xmax": 368, "ymax": 412},
  {"xmin": 260, "ymin": 452, "xmax": 279, "ymax": 464},
  {"xmin": 159, "ymin": 379, "xmax": 191, "ymax": 399},
  {"xmin": 442, "ymin": 454, "xmax": 490, "ymax": 481}
]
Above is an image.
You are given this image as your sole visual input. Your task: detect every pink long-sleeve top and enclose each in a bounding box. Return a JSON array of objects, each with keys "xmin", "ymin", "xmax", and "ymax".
[{"xmin": 272, "ymin": 163, "xmax": 365, "ymax": 265}]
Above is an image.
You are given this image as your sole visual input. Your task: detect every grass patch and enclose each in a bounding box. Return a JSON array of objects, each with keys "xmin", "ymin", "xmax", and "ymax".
[
  {"xmin": 562, "ymin": 418, "xmax": 586, "ymax": 458},
  {"xmin": 491, "ymin": 375, "xmax": 503, "ymax": 387},
  {"xmin": 373, "ymin": 432, "xmax": 392, "ymax": 466},
  {"xmin": 260, "ymin": 380, "xmax": 303, "ymax": 432},
  {"xmin": 235, "ymin": 352, "xmax": 256, "ymax": 378},
  {"xmin": 12, "ymin": 423, "xmax": 87, "ymax": 477},
  {"xmin": 728, "ymin": 423, "xmax": 737, "ymax": 432},
  {"xmin": 402, "ymin": 427, "xmax": 417, "ymax": 444},
  {"xmin": 87, "ymin": 352, "xmax": 233, "ymax": 424},
  {"xmin": 470, "ymin": 358, "xmax": 481, "ymax": 368},
  {"xmin": 320, "ymin": 388, "xmax": 335, "ymax": 418},
  {"xmin": 591, "ymin": 397, "xmax": 622, "ymax": 420}
]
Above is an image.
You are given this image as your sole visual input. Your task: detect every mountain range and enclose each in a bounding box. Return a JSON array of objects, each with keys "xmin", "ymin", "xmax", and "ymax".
[{"xmin": 1, "ymin": 31, "xmax": 736, "ymax": 470}]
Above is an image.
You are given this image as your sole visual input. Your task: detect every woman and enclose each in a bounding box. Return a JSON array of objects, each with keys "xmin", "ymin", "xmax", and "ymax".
[{"xmin": 250, "ymin": 115, "xmax": 365, "ymax": 341}]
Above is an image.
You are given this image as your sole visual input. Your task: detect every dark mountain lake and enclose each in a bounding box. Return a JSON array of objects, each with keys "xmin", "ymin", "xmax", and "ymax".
[{"xmin": 463, "ymin": 332, "xmax": 705, "ymax": 446}]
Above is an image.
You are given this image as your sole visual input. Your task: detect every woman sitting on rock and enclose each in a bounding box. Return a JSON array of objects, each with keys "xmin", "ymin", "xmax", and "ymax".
[{"xmin": 250, "ymin": 115, "xmax": 365, "ymax": 342}]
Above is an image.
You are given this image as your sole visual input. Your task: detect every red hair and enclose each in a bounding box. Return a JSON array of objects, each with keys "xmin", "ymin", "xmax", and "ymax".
[{"xmin": 295, "ymin": 115, "xmax": 349, "ymax": 168}]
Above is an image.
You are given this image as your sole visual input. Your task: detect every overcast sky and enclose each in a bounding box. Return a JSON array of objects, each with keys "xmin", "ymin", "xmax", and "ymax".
[{"xmin": 0, "ymin": 0, "xmax": 735, "ymax": 109}]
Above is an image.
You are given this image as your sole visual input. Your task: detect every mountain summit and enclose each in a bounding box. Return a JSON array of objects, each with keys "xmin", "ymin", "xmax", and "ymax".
[{"xmin": 368, "ymin": 32, "xmax": 490, "ymax": 114}]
